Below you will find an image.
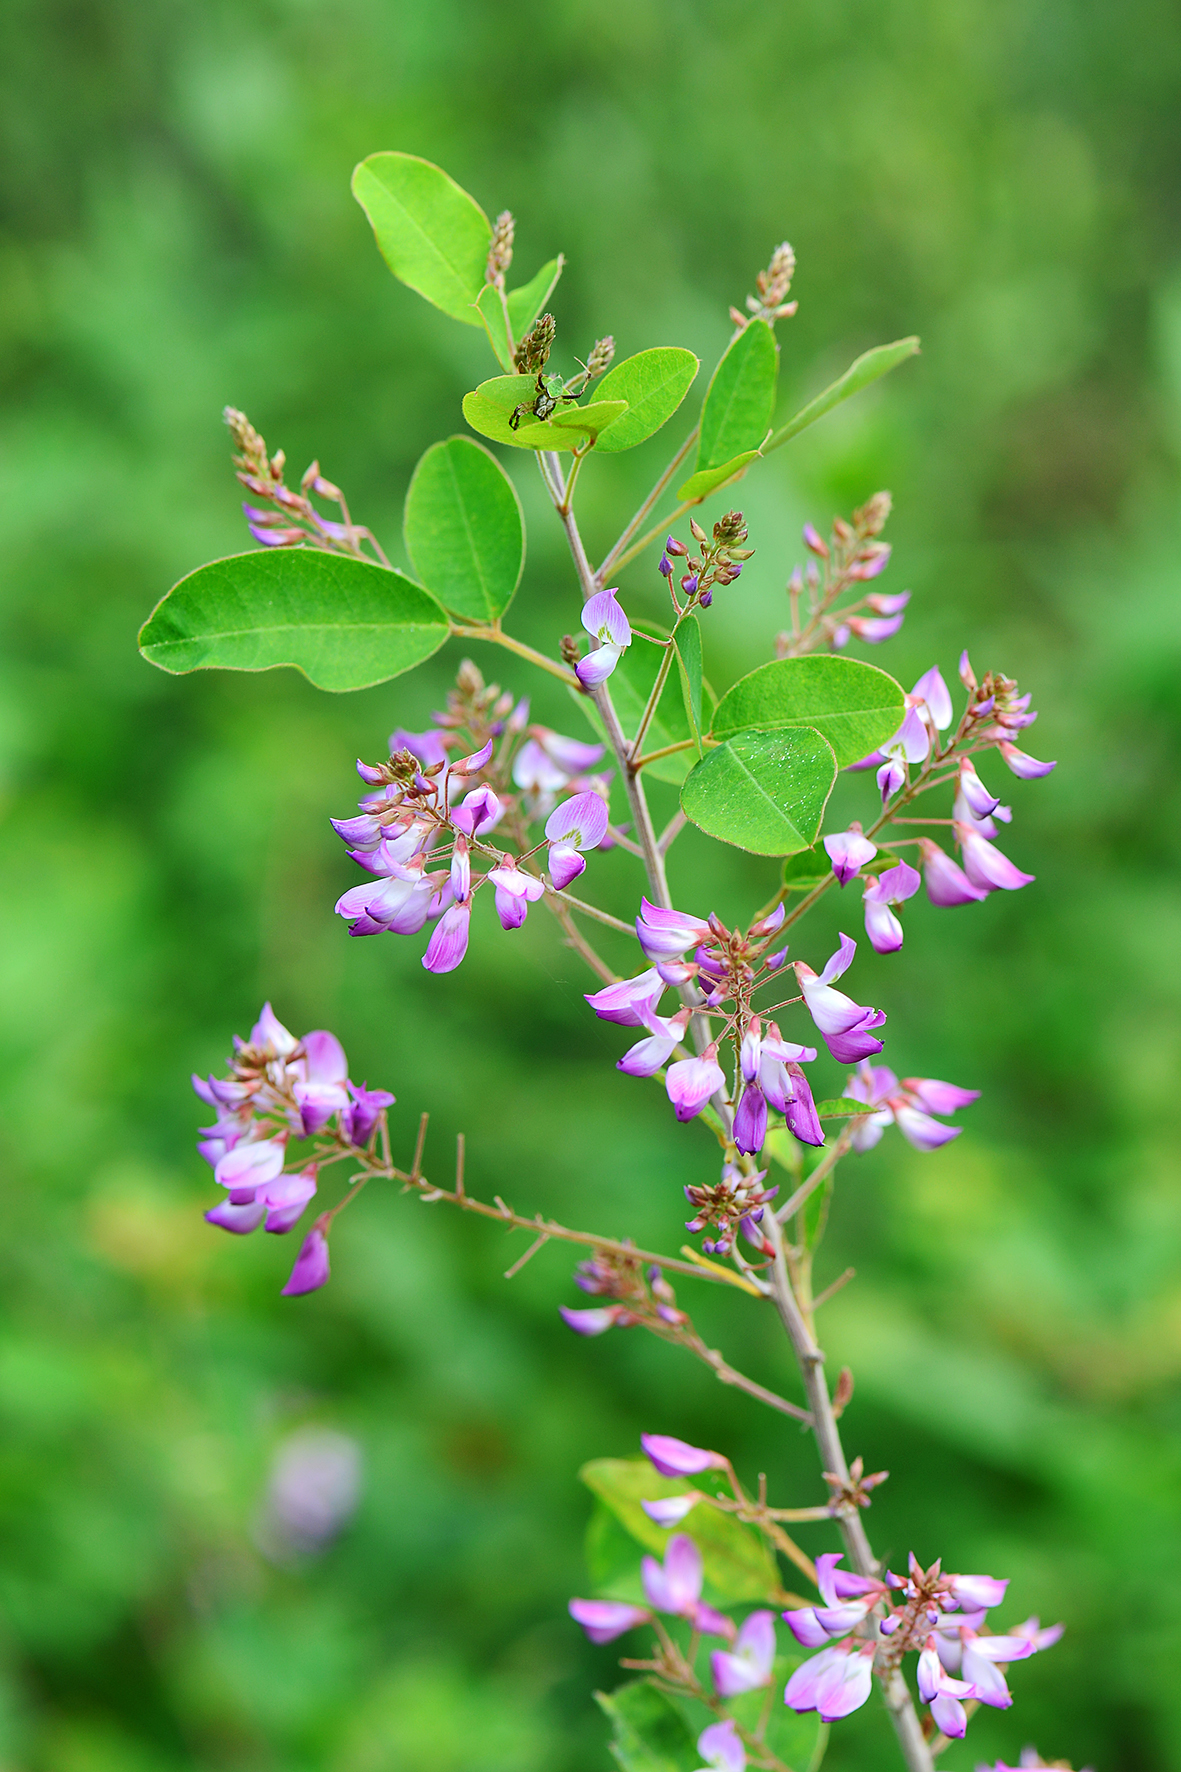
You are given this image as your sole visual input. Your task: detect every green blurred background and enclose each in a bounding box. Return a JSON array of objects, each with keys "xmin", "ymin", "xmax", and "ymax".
[{"xmin": 1, "ymin": 1, "xmax": 1179, "ymax": 1767}]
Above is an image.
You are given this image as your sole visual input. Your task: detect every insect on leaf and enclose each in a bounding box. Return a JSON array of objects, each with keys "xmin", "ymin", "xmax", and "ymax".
[
  {"xmin": 352, "ymin": 152, "xmax": 491, "ymax": 326},
  {"xmin": 462, "ymin": 376, "xmax": 628, "ymax": 451},
  {"xmin": 696, "ymin": 319, "xmax": 778, "ymax": 472},
  {"xmin": 681, "ymin": 727, "xmax": 838, "ymax": 856},
  {"xmin": 403, "ymin": 436, "xmax": 524, "ymax": 623},
  {"xmin": 594, "ymin": 347, "xmax": 699, "ymax": 453},
  {"xmin": 138, "ymin": 550, "xmax": 450, "ymax": 692}
]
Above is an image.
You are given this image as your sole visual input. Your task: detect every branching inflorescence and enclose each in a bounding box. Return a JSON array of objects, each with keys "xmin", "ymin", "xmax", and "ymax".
[{"xmin": 145, "ymin": 153, "xmax": 1075, "ymax": 1772}]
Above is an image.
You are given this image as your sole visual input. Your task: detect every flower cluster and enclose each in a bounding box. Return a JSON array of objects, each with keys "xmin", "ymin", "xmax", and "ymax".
[
  {"xmin": 776, "ymin": 495, "xmax": 904, "ymax": 658},
  {"xmin": 659, "ymin": 511, "xmax": 755, "ymax": 614},
  {"xmin": 193, "ymin": 1003, "xmax": 393, "ymax": 1295}
]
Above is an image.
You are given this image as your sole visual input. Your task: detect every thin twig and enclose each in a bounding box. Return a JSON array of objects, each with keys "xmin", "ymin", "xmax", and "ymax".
[
  {"xmin": 811, "ymin": 1267, "xmax": 856, "ymax": 1311},
  {"xmin": 504, "ymin": 1232, "xmax": 550, "ymax": 1278}
]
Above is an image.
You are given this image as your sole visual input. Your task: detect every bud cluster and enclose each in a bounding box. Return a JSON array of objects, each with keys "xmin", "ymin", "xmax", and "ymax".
[
  {"xmin": 513, "ymin": 311, "xmax": 556, "ymax": 375},
  {"xmin": 659, "ymin": 510, "xmax": 754, "ymax": 612},
  {"xmin": 731, "ymin": 240, "xmax": 799, "ymax": 327},
  {"xmin": 777, "ymin": 495, "xmax": 904, "ymax": 657},
  {"xmin": 223, "ymin": 406, "xmax": 387, "ymax": 563},
  {"xmin": 485, "ymin": 209, "xmax": 514, "ymax": 285}
]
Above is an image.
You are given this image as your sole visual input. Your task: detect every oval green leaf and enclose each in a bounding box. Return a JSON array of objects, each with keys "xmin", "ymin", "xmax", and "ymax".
[
  {"xmin": 593, "ymin": 347, "xmax": 699, "ymax": 453},
  {"xmin": 138, "ymin": 549, "xmax": 450, "ymax": 691},
  {"xmin": 596, "ymin": 1682, "xmax": 698, "ymax": 1772},
  {"xmin": 681, "ymin": 727, "xmax": 837, "ymax": 856},
  {"xmin": 351, "ymin": 152, "xmax": 490, "ymax": 327},
  {"xmin": 462, "ymin": 375, "xmax": 628, "ymax": 450},
  {"xmin": 711, "ymin": 655, "xmax": 905, "ymax": 768},
  {"xmin": 580, "ymin": 1458, "xmax": 783, "ymax": 1605},
  {"xmin": 814, "ymin": 1097, "xmax": 875, "ymax": 1118},
  {"xmin": 473, "ymin": 282, "xmax": 515, "ymax": 370},
  {"xmin": 766, "ymin": 335, "xmax": 920, "ymax": 453},
  {"xmin": 676, "ymin": 448, "xmax": 761, "ymax": 504},
  {"xmin": 696, "ymin": 319, "xmax": 777, "ymax": 472},
  {"xmin": 403, "ymin": 436, "xmax": 524, "ymax": 622}
]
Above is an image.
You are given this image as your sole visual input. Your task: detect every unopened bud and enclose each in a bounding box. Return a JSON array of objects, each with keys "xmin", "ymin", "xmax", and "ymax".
[
  {"xmin": 560, "ymin": 633, "xmax": 582, "ymax": 669},
  {"xmin": 513, "ymin": 312, "xmax": 556, "ymax": 376},
  {"xmin": 586, "ymin": 335, "xmax": 615, "ymax": 379},
  {"xmin": 698, "ymin": 586, "xmax": 713, "ymax": 608},
  {"xmin": 665, "ymin": 534, "xmax": 688, "ymax": 557},
  {"xmin": 486, "ymin": 210, "xmax": 514, "ymax": 283},
  {"xmin": 456, "ymin": 658, "xmax": 485, "ymax": 697},
  {"xmin": 831, "ymin": 1366, "xmax": 854, "ymax": 1418},
  {"xmin": 713, "ymin": 509, "xmax": 747, "ymax": 544},
  {"xmin": 689, "ymin": 518, "xmax": 708, "ymax": 546},
  {"xmin": 854, "ymin": 490, "xmax": 892, "ymax": 537},
  {"xmin": 803, "ymin": 524, "xmax": 828, "ymax": 558}
]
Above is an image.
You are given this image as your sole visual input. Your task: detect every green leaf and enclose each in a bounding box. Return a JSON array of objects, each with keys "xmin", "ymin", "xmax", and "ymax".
[
  {"xmin": 506, "ymin": 255, "xmax": 564, "ymax": 336},
  {"xmin": 782, "ymin": 844, "xmax": 832, "ymax": 892},
  {"xmin": 681, "ymin": 728, "xmax": 837, "ymax": 857},
  {"xmin": 570, "ymin": 625, "xmax": 710, "ymax": 785},
  {"xmin": 696, "ymin": 320, "xmax": 777, "ymax": 472},
  {"xmin": 675, "ymin": 449, "xmax": 762, "ymax": 504},
  {"xmin": 814, "ymin": 1098, "xmax": 873, "ymax": 1118},
  {"xmin": 673, "ymin": 615, "xmax": 703, "ymax": 754},
  {"xmin": 138, "ymin": 550, "xmax": 449, "ymax": 691},
  {"xmin": 403, "ymin": 436, "xmax": 524, "ymax": 622},
  {"xmin": 710, "ymin": 655, "xmax": 905, "ymax": 769},
  {"xmin": 462, "ymin": 375, "xmax": 628, "ymax": 450},
  {"xmin": 473, "ymin": 283, "xmax": 515, "ymax": 370},
  {"xmin": 351, "ymin": 153, "xmax": 491, "ymax": 326},
  {"xmin": 766, "ymin": 336, "xmax": 921, "ymax": 452},
  {"xmin": 596, "ymin": 1682, "xmax": 699, "ymax": 1772},
  {"xmin": 580, "ymin": 1458, "xmax": 784, "ymax": 1605},
  {"xmin": 594, "ymin": 348, "xmax": 700, "ymax": 453}
]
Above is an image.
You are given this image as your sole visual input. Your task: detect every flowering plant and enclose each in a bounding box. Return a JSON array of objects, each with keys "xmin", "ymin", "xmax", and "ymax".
[{"xmin": 141, "ymin": 154, "xmax": 1071, "ymax": 1772}]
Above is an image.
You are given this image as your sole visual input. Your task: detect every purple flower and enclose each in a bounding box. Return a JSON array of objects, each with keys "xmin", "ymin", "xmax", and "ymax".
[
  {"xmin": 958, "ymin": 757, "xmax": 1000, "ymax": 819},
  {"xmin": 666, "ymin": 1046, "xmax": 725, "ymax": 1122},
  {"xmin": 785, "ymin": 1640, "xmax": 876, "ymax": 1721},
  {"xmin": 918, "ymin": 839, "xmax": 988, "ymax": 907},
  {"xmin": 281, "ymin": 1227, "xmax": 331, "ymax": 1296},
  {"xmin": 642, "ymin": 1534, "xmax": 734, "ymax": 1639},
  {"xmin": 845, "ymin": 613, "xmax": 905, "ymax": 643},
  {"xmin": 568, "ymin": 1598, "xmax": 651, "ymax": 1644},
  {"xmin": 335, "ymin": 866, "xmax": 437, "ymax": 938},
  {"xmin": 917, "ymin": 1636, "xmax": 976, "ymax": 1738},
  {"xmin": 545, "ymin": 791, "xmax": 609, "ymax": 889},
  {"xmin": 214, "ymin": 1134, "xmax": 288, "ymax": 1195},
  {"xmin": 641, "ymin": 1493, "xmax": 701, "ymax": 1526},
  {"xmin": 824, "ymin": 826, "xmax": 878, "ymax": 885},
  {"xmin": 341, "ymin": 1081, "xmax": 395, "ymax": 1147},
  {"xmin": 585, "ymin": 968, "xmax": 665, "ymax": 1026},
  {"xmin": 576, "ymin": 587, "xmax": 632, "ymax": 687},
  {"xmin": 844, "ymin": 1062, "xmax": 977, "ymax": 1152},
  {"xmin": 795, "ymin": 936, "xmax": 886, "ymax": 1063},
  {"xmin": 946, "ymin": 1572, "xmax": 1008, "ymax": 1609},
  {"xmin": 617, "ymin": 1007, "xmax": 690, "ymax": 1077},
  {"xmin": 641, "ymin": 1433, "xmax": 726, "ymax": 1478},
  {"xmin": 694, "ymin": 1718, "xmax": 746, "ymax": 1772},
  {"xmin": 488, "ymin": 863, "xmax": 545, "ymax": 930},
  {"xmin": 635, "ymin": 897, "xmax": 712, "ymax": 961},
  {"xmin": 389, "ymin": 725, "xmax": 449, "ymax": 768},
  {"xmin": 954, "ymin": 822, "xmax": 1035, "ymax": 892},
  {"xmin": 451, "ymin": 785, "xmax": 503, "ymax": 835},
  {"xmin": 911, "ymin": 665, "xmax": 954, "ymax": 730},
  {"xmin": 998, "ymin": 740, "xmax": 1056, "ymax": 778},
  {"xmin": 291, "ymin": 1030, "xmax": 350, "ymax": 1135},
  {"xmin": 867, "ymin": 589, "xmax": 911, "ymax": 616},
  {"xmin": 876, "ymin": 756, "xmax": 906, "ymax": 802},
  {"xmin": 803, "ymin": 524, "xmax": 828, "ymax": 557},
  {"xmin": 734, "ymin": 1083, "xmax": 768, "ymax": 1154},
  {"xmin": 783, "ymin": 1553, "xmax": 886, "ymax": 1648},
  {"xmin": 422, "ymin": 901, "xmax": 471, "ymax": 973},
  {"xmin": 862, "ymin": 859, "xmax": 921, "ymax": 955},
  {"xmin": 558, "ymin": 1304, "xmax": 629, "ymax": 1335},
  {"xmin": 711, "ymin": 1610, "xmax": 776, "ymax": 1696}
]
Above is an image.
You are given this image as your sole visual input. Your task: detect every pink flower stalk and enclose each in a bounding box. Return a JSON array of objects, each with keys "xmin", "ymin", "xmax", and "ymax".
[
  {"xmin": 824, "ymin": 825, "xmax": 878, "ymax": 885},
  {"xmin": 862, "ymin": 859, "xmax": 921, "ymax": 954},
  {"xmin": 576, "ymin": 587, "xmax": 632, "ymax": 687},
  {"xmin": 954, "ymin": 821, "xmax": 1036, "ymax": 892},
  {"xmin": 422, "ymin": 900, "xmax": 471, "ymax": 973},
  {"xmin": 545, "ymin": 790, "xmax": 609, "ymax": 888},
  {"xmin": 568, "ymin": 1598, "xmax": 650, "ymax": 1644},
  {"xmin": 694, "ymin": 1718, "xmax": 746, "ymax": 1772},
  {"xmin": 487, "ymin": 863, "xmax": 545, "ymax": 930},
  {"xmin": 282, "ymin": 1227, "xmax": 330, "ymax": 1296},
  {"xmin": 998, "ymin": 740, "xmax": 1056, "ymax": 778},
  {"xmin": 641, "ymin": 1534, "xmax": 734, "ymax": 1638},
  {"xmin": 585, "ymin": 968, "xmax": 665, "ymax": 1026},
  {"xmin": 918, "ymin": 838, "xmax": 988, "ymax": 907},
  {"xmin": 641, "ymin": 1433, "xmax": 727, "ymax": 1478},
  {"xmin": 844, "ymin": 1062, "xmax": 978, "ymax": 1152},
  {"xmin": 666, "ymin": 1046, "xmax": 725, "ymax": 1122},
  {"xmin": 795, "ymin": 936, "xmax": 886, "ymax": 1063},
  {"xmin": 617, "ymin": 1007, "xmax": 691, "ymax": 1077},
  {"xmin": 785, "ymin": 1639, "xmax": 877, "ymax": 1722},
  {"xmin": 711, "ymin": 1610, "xmax": 776, "ymax": 1697}
]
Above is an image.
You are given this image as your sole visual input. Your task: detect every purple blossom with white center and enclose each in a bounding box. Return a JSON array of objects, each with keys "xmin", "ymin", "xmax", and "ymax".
[
  {"xmin": 954, "ymin": 821, "xmax": 1036, "ymax": 892},
  {"xmin": 335, "ymin": 863, "xmax": 438, "ymax": 938},
  {"xmin": 783, "ymin": 1552, "xmax": 887, "ymax": 1647},
  {"xmin": 824, "ymin": 825, "xmax": 878, "ymax": 885},
  {"xmin": 617, "ymin": 1006, "xmax": 691, "ymax": 1077},
  {"xmin": 862, "ymin": 859, "xmax": 922, "ymax": 954},
  {"xmin": 422, "ymin": 900, "xmax": 471, "ymax": 973},
  {"xmin": 641, "ymin": 1533, "xmax": 734, "ymax": 1639},
  {"xmin": 998, "ymin": 740, "xmax": 1056, "ymax": 778},
  {"xmin": 487, "ymin": 863, "xmax": 545, "ymax": 930},
  {"xmin": 694, "ymin": 1718, "xmax": 746, "ymax": 1772},
  {"xmin": 911, "ymin": 665, "xmax": 954, "ymax": 731},
  {"xmin": 918, "ymin": 838, "xmax": 989, "ymax": 906},
  {"xmin": 794, "ymin": 935, "xmax": 886, "ymax": 1063},
  {"xmin": 545, "ymin": 790, "xmax": 609, "ymax": 889},
  {"xmin": 281, "ymin": 1227, "xmax": 331, "ymax": 1296},
  {"xmin": 568, "ymin": 1598, "xmax": 651, "ymax": 1643},
  {"xmin": 785, "ymin": 1639, "xmax": 877, "ymax": 1721},
  {"xmin": 576, "ymin": 586, "xmax": 632, "ymax": 687},
  {"xmin": 666, "ymin": 1045, "xmax": 725, "ymax": 1122},
  {"xmin": 585, "ymin": 968, "xmax": 665, "ymax": 1026},
  {"xmin": 917, "ymin": 1636, "xmax": 977, "ymax": 1737},
  {"xmin": 641, "ymin": 1433, "xmax": 726, "ymax": 1478},
  {"xmin": 843, "ymin": 1062, "xmax": 978, "ymax": 1152},
  {"xmin": 711, "ymin": 1610, "xmax": 777, "ymax": 1696}
]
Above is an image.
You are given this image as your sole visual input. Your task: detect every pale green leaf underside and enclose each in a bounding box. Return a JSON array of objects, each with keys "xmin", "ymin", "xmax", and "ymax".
[
  {"xmin": 676, "ymin": 449, "xmax": 761, "ymax": 503},
  {"xmin": 351, "ymin": 152, "xmax": 491, "ymax": 326},
  {"xmin": 594, "ymin": 347, "xmax": 699, "ymax": 453},
  {"xmin": 710, "ymin": 655, "xmax": 905, "ymax": 768},
  {"xmin": 138, "ymin": 549, "xmax": 449, "ymax": 692},
  {"xmin": 681, "ymin": 727, "xmax": 838, "ymax": 856},
  {"xmin": 403, "ymin": 435, "xmax": 524, "ymax": 621},
  {"xmin": 696, "ymin": 319, "xmax": 777, "ymax": 472}
]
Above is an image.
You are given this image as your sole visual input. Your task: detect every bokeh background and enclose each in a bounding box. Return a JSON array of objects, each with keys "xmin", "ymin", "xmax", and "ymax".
[{"xmin": 1, "ymin": 1, "xmax": 1180, "ymax": 1768}]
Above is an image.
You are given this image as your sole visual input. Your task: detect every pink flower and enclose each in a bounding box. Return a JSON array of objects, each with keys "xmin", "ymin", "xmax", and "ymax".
[
  {"xmin": 576, "ymin": 587, "xmax": 632, "ymax": 686},
  {"xmin": 911, "ymin": 665, "xmax": 954, "ymax": 730},
  {"xmin": 785, "ymin": 1639, "xmax": 876, "ymax": 1721},
  {"xmin": 585, "ymin": 968, "xmax": 665, "ymax": 1026},
  {"xmin": 487, "ymin": 863, "xmax": 545, "ymax": 930},
  {"xmin": 918, "ymin": 838, "xmax": 988, "ymax": 907},
  {"xmin": 545, "ymin": 791, "xmax": 609, "ymax": 889},
  {"xmin": 642, "ymin": 1534, "xmax": 734, "ymax": 1638},
  {"xmin": 957, "ymin": 758, "xmax": 999, "ymax": 819},
  {"xmin": 568, "ymin": 1598, "xmax": 650, "ymax": 1644},
  {"xmin": 641, "ymin": 1433, "xmax": 726, "ymax": 1478},
  {"xmin": 844, "ymin": 1062, "xmax": 978, "ymax": 1152},
  {"xmin": 666, "ymin": 1046, "xmax": 725, "ymax": 1121},
  {"xmin": 862, "ymin": 860, "xmax": 921, "ymax": 954},
  {"xmin": 783, "ymin": 1553, "xmax": 886, "ymax": 1647},
  {"xmin": 694, "ymin": 1718, "xmax": 746, "ymax": 1772},
  {"xmin": 954, "ymin": 821, "xmax": 1035, "ymax": 892},
  {"xmin": 422, "ymin": 900, "xmax": 471, "ymax": 973},
  {"xmin": 291, "ymin": 1029, "xmax": 350, "ymax": 1135},
  {"xmin": 282, "ymin": 1227, "xmax": 330, "ymax": 1296},
  {"xmin": 824, "ymin": 826, "xmax": 878, "ymax": 885},
  {"xmin": 635, "ymin": 898, "xmax": 712, "ymax": 961},
  {"xmin": 917, "ymin": 1635, "xmax": 976, "ymax": 1738},
  {"xmin": 711, "ymin": 1610, "xmax": 776, "ymax": 1697},
  {"xmin": 795, "ymin": 936, "xmax": 886, "ymax": 1063},
  {"xmin": 617, "ymin": 1006, "xmax": 691, "ymax": 1078},
  {"xmin": 641, "ymin": 1494, "xmax": 701, "ymax": 1527},
  {"xmin": 558, "ymin": 1304, "xmax": 631, "ymax": 1336},
  {"xmin": 998, "ymin": 740, "xmax": 1055, "ymax": 778}
]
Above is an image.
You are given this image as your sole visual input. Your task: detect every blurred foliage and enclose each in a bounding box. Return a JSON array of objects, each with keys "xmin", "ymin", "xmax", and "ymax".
[{"xmin": 1, "ymin": 1, "xmax": 1180, "ymax": 1768}]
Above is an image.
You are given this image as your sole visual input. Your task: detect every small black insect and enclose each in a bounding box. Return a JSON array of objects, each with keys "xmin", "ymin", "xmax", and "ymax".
[{"xmin": 509, "ymin": 370, "xmax": 582, "ymax": 432}]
